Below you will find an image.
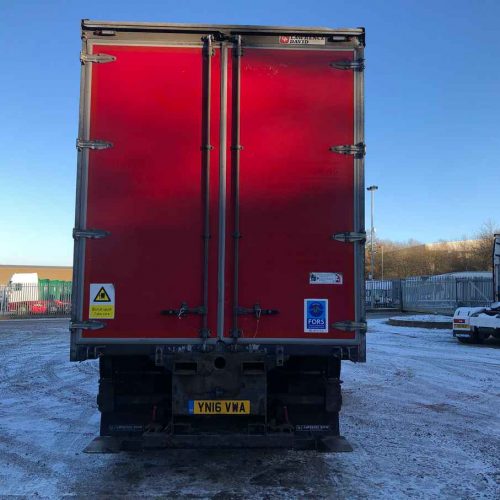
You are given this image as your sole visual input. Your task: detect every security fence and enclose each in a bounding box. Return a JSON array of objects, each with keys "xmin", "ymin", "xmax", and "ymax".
[
  {"xmin": 400, "ymin": 276, "xmax": 493, "ymax": 315},
  {"xmin": 365, "ymin": 280, "xmax": 402, "ymax": 309},
  {"xmin": 0, "ymin": 282, "xmax": 72, "ymax": 318},
  {"xmin": 366, "ymin": 275, "xmax": 493, "ymax": 314}
]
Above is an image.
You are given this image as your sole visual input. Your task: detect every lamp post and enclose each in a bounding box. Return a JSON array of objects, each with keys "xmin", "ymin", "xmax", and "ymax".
[{"xmin": 367, "ymin": 185, "xmax": 378, "ymax": 281}]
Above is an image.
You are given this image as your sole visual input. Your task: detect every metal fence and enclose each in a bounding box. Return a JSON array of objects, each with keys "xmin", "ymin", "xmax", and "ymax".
[
  {"xmin": 366, "ymin": 276, "xmax": 493, "ymax": 314},
  {"xmin": 365, "ymin": 280, "xmax": 402, "ymax": 309},
  {"xmin": 400, "ymin": 276, "xmax": 493, "ymax": 315},
  {"xmin": 0, "ymin": 283, "xmax": 72, "ymax": 318}
]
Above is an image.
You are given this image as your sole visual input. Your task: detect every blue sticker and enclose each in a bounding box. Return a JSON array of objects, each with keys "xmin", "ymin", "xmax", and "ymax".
[
  {"xmin": 188, "ymin": 400, "xmax": 194, "ymax": 414},
  {"xmin": 304, "ymin": 299, "xmax": 329, "ymax": 333}
]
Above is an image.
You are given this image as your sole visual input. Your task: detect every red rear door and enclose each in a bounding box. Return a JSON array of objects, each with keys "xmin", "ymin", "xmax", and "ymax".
[
  {"xmin": 81, "ymin": 43, "xmax": 221, "ymax": 340},
  {"xmin": 224, "ymin": 48, "xmax": 357, "ymax": 341},
  {"xmin": 76, "ymin": 34, "xmax": 363, "ymax": 347}
]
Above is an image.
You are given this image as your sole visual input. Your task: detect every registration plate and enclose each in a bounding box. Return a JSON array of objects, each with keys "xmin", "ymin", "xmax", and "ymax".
[
  {"xmin": 453, "ymin": 323, "xmax": 470, "ymax": 329},
  {"xmin": 188, "ymin": 400, "xmax": 250, "ymax": 415}
]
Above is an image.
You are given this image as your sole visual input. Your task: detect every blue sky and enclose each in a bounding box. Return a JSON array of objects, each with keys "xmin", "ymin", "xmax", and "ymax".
[{"xmin": 0, "ymin": 0, "xmax": 499, "ymax": 265}]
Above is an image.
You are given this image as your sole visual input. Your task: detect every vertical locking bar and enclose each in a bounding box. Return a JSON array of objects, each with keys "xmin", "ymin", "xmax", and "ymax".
[
  {"xmin": 200, "ymin": 35, "xmax": 214, "ymax": 339},
  {"xmin": 217, "ymin": 43, "xmax": 229, "ymax": 339},
  {"xmin": 230, "ymin": 35, "xmax": 243, "ymax": 339}
]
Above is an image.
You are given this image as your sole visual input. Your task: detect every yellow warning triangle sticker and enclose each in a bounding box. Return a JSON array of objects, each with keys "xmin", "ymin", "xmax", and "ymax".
[{"xmin": 93, "ymin": 286, "xmax": 111, "ymax": 303}]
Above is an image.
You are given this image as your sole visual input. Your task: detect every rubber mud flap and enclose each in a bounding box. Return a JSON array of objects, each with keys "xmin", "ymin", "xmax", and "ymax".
[{"xmin": 319, "ymin": 435, "xmax": 353, "ymax": 453}]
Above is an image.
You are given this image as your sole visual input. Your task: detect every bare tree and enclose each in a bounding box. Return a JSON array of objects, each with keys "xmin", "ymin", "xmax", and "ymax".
[
  {"xmin": 365, "ymin": 221, "xmax": 499, "ymax": 279},
  {"xmin": 474, "ymin": 221, "xmax": 500, "ymax": 271}
]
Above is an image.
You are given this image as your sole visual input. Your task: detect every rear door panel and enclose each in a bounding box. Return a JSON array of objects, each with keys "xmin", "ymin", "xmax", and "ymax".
[
  {"xmin": 225, "ymin": 49, "xmax": 356, "ymax": 341},
  {"xmin": 82, "ymin": 44, "xmax": 221, "ymax": 339}
]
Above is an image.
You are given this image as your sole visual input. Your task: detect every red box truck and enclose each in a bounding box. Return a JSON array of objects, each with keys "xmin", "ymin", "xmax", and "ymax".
[{"xmin": 71, "ymin": 20, "xmax": 366, "ymax": 452}]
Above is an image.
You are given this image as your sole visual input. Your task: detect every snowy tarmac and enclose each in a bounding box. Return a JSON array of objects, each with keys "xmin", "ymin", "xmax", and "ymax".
[{"xmin": 0, "ymin": 317, "xmax": 498, "ymax": 498}]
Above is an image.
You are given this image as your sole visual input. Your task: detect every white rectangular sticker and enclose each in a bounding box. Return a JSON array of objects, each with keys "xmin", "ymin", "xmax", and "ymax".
[
  {"xmin": 310, "ymin": 272, "xmax": 343, "ymax": 285},
  {"xmin": 279, "ymin": 36, "xmax": 326, "ymax": 46},
  {"xmin": 89, "ymin": 283, "xmax": 115, "ymax": 319},
  {"xmin": 304, "ymin": 299, "xmax": 329, "ymax": 333}
]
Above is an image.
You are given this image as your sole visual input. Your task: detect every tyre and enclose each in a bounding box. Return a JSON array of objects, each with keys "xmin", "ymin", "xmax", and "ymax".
[
  {"xmin": 457, "ymin": 329, "xmax": 484, "ymax": 344},
  {"xmin": 473, "ymin": 328, "xmax": 488, "ymax": 344}
]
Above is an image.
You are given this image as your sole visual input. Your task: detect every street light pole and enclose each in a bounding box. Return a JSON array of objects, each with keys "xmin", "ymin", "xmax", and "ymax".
[{"xmin": 367, "ymin": 185, "xmax": 378, "ymax": 281}]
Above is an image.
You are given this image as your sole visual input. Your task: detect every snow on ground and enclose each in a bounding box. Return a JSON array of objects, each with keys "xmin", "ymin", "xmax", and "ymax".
[
  {"xmin": 389, "ymin": 314, "xmax": 452, "ymax": 323},
  {"xmin": 0, "ymin": 318, "xmax": 498, "ymax": 498}
]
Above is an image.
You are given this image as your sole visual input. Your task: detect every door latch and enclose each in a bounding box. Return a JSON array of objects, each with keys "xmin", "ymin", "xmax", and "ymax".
[
  {"xmin": 161, "ymin": 303, "xmax": 206, "ymax": 319},
  {"xmin": 236, "ymin": 304, "xmax": 279, "ymax": 319}
]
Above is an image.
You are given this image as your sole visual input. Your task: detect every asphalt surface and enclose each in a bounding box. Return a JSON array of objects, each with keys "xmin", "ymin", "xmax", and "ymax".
[{"xmin": 0, "ymin": 318, "xmax": 498, "ymax": 498}]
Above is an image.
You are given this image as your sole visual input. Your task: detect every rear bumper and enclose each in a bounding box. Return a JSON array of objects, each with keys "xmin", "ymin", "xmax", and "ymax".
[
  {"xmin": 453, "ymin": 329, "xmax": 472, "ymax": 338},
  {"xmin": 84, "ymin": 433, "xmax": 353, "ymax": 453}
]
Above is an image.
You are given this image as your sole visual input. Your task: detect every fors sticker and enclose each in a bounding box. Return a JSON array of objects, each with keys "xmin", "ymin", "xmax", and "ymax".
[{"xmin": 304, "ymin": 299, "xmax": 328, "ymax": 333}]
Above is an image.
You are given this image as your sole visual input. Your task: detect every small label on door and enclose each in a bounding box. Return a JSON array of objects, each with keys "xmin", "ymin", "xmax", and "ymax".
[
  {"xmin": 279, "ymin": 36, "xmax": 326, "ymax": 45},
  {"xmin": 309, "ymin": 272, "xmax": 343, "ymax": 285},
  {"xmin": 304, "ymin": 299, "xmax": 329, "ymax": 333},
  {"xmin": 89, "ymin": 283, "xmax": 115, "ymax": 319}
]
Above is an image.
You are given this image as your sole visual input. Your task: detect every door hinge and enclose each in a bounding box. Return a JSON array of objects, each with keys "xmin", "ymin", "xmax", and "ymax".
[
  {"xmin": 161, "ymin": 303, "xmax": 206, "ymax": 319},
  {"xmin": 331, "ymin": 321, "xmax": 367, "ymax": 333},
  {"xmin": 330, "ymin": 59, "xmax": 364, "ymax": 71},
  {"xmin": 80, "ymin": 52, "xmax": 116, "ymax": 64},
  {"xmin": 332, "ymin": 231, "xmax": 366, "ymax": 243},
  {"xmin": 73, "ymin": 228, "xmax": 110, "ymax": 240},
  {"xmin": 70, "ymin": 320, "xmax": 106, "ymax": 331},
  {"xmin": 76, "ymin": 139, "xmax": 113, "ymax": 151},
  {"xmin": 330, "ymin": 143, "xmax": 366, "ymax": 158},
  {"xmin": 236, "ymin": 304, "xmax": 279, "ymax": 319}
]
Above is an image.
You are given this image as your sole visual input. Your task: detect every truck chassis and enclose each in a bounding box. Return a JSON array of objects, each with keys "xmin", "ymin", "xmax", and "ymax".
[{"xmin": 85, "ymin": 350, "xmax": 351, "ymax": 452}]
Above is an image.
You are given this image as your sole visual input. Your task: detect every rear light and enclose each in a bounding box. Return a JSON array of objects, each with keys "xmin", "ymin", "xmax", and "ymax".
[{"xmin": 454, "ymin": 319, "xmax": 466, "ymax": 324}]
